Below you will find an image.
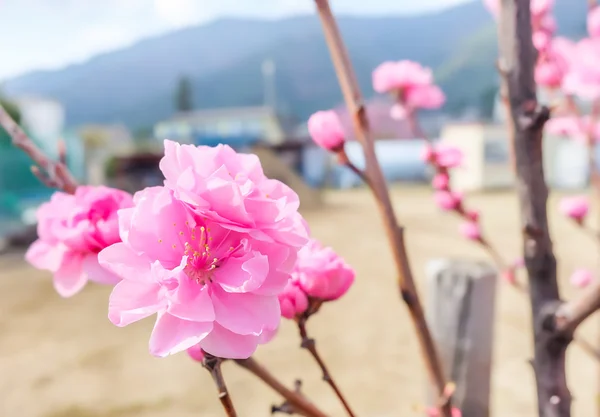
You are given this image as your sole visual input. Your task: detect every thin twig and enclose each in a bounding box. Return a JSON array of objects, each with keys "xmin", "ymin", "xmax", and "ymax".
[
  {"xmin": 312, "ymin": 2, "xmax": 452, "ymax": 416},
  {"xmin": 203, "ymin": 353, "xmax": 238, "ymax": 417},
  {"xmin": 297, "ymin": 317, "xmax": 356, "ymax": 417},
  {"xmin": 234, "ymin": 357, "xmax": 329, "ymax": 417},
  {"xmin": 556, "ymin": 281, "xmax": 600, "ymax": 334},
  {"xmin": 0, "ymin": 103, "xmax": 78, "ymax": 194}
]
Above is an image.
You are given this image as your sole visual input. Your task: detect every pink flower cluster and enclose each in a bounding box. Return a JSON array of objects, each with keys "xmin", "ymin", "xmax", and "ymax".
[
  {"xmin": 278, "ymin": 239, "xmax": 355, "ymax": 320},
  {"xmin": 308, "ymin": 110, "xmax": 346, "ymax": 151},
  {"xmin": 97, "ymin": 140, "xmax": 310, "ymax": 359},
  {"xmin": 26, "ymin": 186, "xmax": 133, "ymax": 297},
  {"xmin": 546, "ymin": 116, "xmax": 600, "ymax": 144},
  {"xmin": 372, "ymin": 60, "xmax": 445, "ymax": 119},
  {"xmin": 421, "ymin": 144, "xmax": 483, "ymax": 242}
]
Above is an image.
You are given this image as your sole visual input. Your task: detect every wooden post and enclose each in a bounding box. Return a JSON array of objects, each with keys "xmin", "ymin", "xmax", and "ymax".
[{"xmin": 426, "ymin": 259, "xmax": 497, "ymax": 417}]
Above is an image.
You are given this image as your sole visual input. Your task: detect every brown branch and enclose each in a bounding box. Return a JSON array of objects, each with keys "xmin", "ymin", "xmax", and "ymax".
[
  {"xmin": 312, "ymin": 1, "xmax": 452, "ymax": 416},
  {"xmin": 202, "ymin": 353, "xmax": 238, "ymax": 417},
  {"xmin": 297, "ymin": 317, "xmax": 356, "ymax": 417},
  {"xmin": 498, "ymin": 1, "xmax": 569, "ymax": 417},
  {"xmin": 234, "ymin": 357, "xmax": 329, "ymax": 417},
  {"xmin": 0, "ymin": 103, "xmax": 78, "ymax": 194},
  {"xmin": 555, "ymin": 281, "xmax": 600, "ymax": 334}
]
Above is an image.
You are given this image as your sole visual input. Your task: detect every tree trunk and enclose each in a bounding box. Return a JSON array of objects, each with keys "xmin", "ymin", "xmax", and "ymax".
[{"xmin": 497, "ymin": 1, "xmax": 571, "ymax": 416}]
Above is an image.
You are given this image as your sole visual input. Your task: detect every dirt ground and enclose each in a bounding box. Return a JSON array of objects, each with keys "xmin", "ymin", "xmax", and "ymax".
[{"xmin": 2, "ymin": 186, "xmax": 600, "ymax": 417}]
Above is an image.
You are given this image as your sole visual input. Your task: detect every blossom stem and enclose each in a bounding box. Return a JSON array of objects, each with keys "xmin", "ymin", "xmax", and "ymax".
[
  {"xmin": 297, "ymin": 317, "xmax": 356, "ymax": 417},
  {"xmin": 202, "ymin": 353, "xmax": 238, "ymax": 417},
  {"xmin": 234, "ymin": 357, "xmax": 329, "ymax": 417},
  {"xmin": 0, "ymin": 103, "xmax": 78, "ymax": 194}
]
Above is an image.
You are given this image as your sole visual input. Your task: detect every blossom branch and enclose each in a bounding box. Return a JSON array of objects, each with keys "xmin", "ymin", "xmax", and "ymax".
[
  {"xmin": 202, "ymin": 353, "xmax": 238, "ymax": 417},
  {"xmin": 297, "ymin": 315, "xmax": 356, "ymax": 417},
  {"xmin": 0, "ymin": 103, "xmax": 78, "ymax": 194},
  {"xmin": 312, "ymin": 1, "xmax": 452, "ymax": 416},
  {"xmin": 234, "ymin": 357, "xmax": 329, "ymax": 417}
]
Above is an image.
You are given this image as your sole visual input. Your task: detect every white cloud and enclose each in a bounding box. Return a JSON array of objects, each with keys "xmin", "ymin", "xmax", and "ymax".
[{"xmin": 154, "ymin": 0, "xmax": 210, "ymax": 27}]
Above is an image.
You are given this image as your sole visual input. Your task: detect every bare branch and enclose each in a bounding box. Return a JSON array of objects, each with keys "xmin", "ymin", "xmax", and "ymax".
[
  {"xmin": 202, "ymin": 353, "xmax": 238, "ymax": 417},
  {"xmin": 312, "ymin": 1, "xmax": 452, "ymax": 416},
  {"xmin": 555, "ymin": 282, "xmax": 600, "ymax": 334},
  {"xmin": 0, "ymin": 103, "xmax": 78, "ymax": 194},
  {"xmin": 235, "ymin": 357, "xmax": 328, "ymax": 417}
]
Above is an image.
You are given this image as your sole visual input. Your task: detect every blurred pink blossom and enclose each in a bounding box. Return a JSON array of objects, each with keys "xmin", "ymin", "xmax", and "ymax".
[
  {"xmin": 435, "ymin": 145, "xmax": 463, "ymax": 169},
  {"xmin": 466, "ymin": 209, "xmax": 480, "ymax": 222},
  {"xmin": 307, "ymin": 110, "xmax": 346, "ymax": 151},
  {"xmin": 562, "ymin": 38, "xmax": 600, "ymax": 100},
  {"xmin": 559, "ymin": 196, "xmax": 589, "ymax": 222},
  {"xmin": 25, "ymin": 186, "xmax": 133, "ymax": 297},
  {"xmin": 502, "ymin": 269, "xmax": 517, "ymax": 286},
  {"xmin": 421, "ymin": 144, "xmax": 436, "ymax": 163},
  {"xmin": 434, "ymin": 191, "xmax": 462, "ymax": 211},
  {"xmin": 570, "ymin": 269, "xmax": 594, "ymax": 288},
  {"xmin": 589, "ymin": 6, "xmax": 600, "ymax": 38},
  {"xmin": 459, "ymin": 221, "xmax": 481, "ymax": 241},
  {"xmin": 535, "ymin": 37, "xmax": 574, "ymax": 88},
  {"xmin": 545, "ymin": 116, "xmax": 600, "ymax": 143},
  {"xmin": 278, "ymin": 279, "xmax": 309, "ymax": 319},
  {"xmin": 372, "ymin": 60, "xmax": 433, "ymax": 94},
  {"xmin": 432, "ymin": 173, "xmax": 450, "ymax": 190},
  {"xmin": 404, "ymin": 84, "xmax": 446, "ymax": 110},
  {"xmin": 293, "ymin": 239, "xmax": 355, "ymax": 301}
]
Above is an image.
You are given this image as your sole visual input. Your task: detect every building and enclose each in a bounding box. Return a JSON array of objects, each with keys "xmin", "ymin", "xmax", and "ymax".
[{"xmin": 153, "ymin": 106, "xmax": 292, "ymax": 147}]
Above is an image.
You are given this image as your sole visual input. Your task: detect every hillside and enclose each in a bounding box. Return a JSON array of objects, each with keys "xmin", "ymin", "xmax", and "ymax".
[{"xmin": 3, "ymin": 0, "xmax": 588, "ymax": 129}]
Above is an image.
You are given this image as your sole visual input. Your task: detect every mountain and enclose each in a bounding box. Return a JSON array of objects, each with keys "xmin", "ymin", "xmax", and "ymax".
[{"xmin": 2, "ymin": 0, "xmax": 588, "ymax": 129}]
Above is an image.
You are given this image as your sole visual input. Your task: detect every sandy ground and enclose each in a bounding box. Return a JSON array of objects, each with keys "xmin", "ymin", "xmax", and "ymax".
[{"xmin": 1, "ymin": 186, "xmax": 600, "ymax": 417}]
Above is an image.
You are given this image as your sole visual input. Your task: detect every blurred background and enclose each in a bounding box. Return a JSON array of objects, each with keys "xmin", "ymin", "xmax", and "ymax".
[{"xmin": 1, "ymin": 1, "xmax": 599, "ymax": 416}]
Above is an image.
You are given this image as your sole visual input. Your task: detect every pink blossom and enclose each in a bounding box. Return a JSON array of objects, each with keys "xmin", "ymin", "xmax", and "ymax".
[
  {"xmin": 25, "ymin": 186, "xmax": 133, "ymax": 297},
  {"xmin": 570, "ymin": 269, "xmax": 594, "ymax": 288},
  {"xmin": 99, "ymin": 183, "xmax": 306, "ymax": 359},
  {"xmin": 187, "ymin": 344, "xmax": 205, "ymax": 362},
  {"xmin": 589, "ymin": 6, "xmax": 600, "ymax": 38},
  {"xmin": 159, "ymin": 140, "xmax": 309, "ymax": 248},
  {"xmin": 562, "ymin": 38, "xmax": 600, "ymax": 100},
  {"xmin": 293, "ymin": 239, "xmax": 355, "ymax": 301},
  {"xmin": 434, "ymin": 191, "xmax": 462, "ymax": 211},
  {"xmin": 533, "ymin": 30, "xmax": 552, "ymax": 51},
  {"xmin": 559, "ymin": 196, "xmax": 589, "ymax": 222},
  {"xmin": 372, "ymin": 60, "xmax": 433, "ymax": 94},
  {"xmin": 421, "ymin": 145, "xmax": 436, "ymax": 163},
  {"xmin": 390, "ymin": 103, "xmax": 408, "ymax": 120},
  {"xmin": 435, "ymin": 145, "xmax": 463, "ymax": 169},
  {"xmin": 545, "ymin": 116, "xmax": 600, "ymax": 143},
  {"xmin": 459, "ymin": 221, "xmax": 481, "ymax": 241},
  {"xmin": 535, "ymin": 37, "xmax": 573, "ymax": 88},
  {"xmin": 426, "ymin": 407, "xmax": 462, "ymax": 417},
  {"xmin": 307, "ymin": 110, "xmax": 346, "ymax": 151},
  {"xmin": 432, "ymin": 173, "xmax": 449, "ymax": 190},
  {"xmin": 278, "ymin": 279, "xmax": 309, "ymax": 319},
  {"xmin": 404, "ymin": 84, "xmax": 446, "ymax": 110},
  {"xmin": 466, "ymin": 209, "xmax": 480, "ymax": 222},
  {"xmin": 502, "ymin": 269, "xmax": 517, "ymax": 286}
]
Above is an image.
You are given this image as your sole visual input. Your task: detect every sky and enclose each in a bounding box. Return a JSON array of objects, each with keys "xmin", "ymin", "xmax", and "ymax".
[{"xmin": 0, "ymin": 0, "xmax": 472, "ymax": 81}]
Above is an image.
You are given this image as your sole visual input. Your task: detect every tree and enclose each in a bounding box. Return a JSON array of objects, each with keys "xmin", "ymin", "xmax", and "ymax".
[{"xmin": 174, "ymin": 75, "xmax": 194, "ymax": 113}]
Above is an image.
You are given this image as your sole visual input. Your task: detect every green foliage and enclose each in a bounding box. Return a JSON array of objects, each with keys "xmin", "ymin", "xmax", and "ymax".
[{"xmin": 174, "ymin": 76, "xmax": 194, "ymax": 112}]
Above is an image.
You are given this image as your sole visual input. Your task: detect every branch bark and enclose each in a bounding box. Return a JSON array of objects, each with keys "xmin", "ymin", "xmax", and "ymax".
[
  {"xmin": 235, "ymin": 357, "xmax": 329, "ymax": 417},
  {"xmin": 0, "ymin": 103, "xmax": 78, "ymax": 194},
  {"xmin": 498, "ymin": 1, "xmax": 570, "ymax": 416},
  {"xmin": 312, "ymin": 1, "xmax": 452, "ymax": 416}
]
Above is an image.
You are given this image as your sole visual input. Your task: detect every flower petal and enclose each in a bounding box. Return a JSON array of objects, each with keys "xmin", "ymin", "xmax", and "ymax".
[
  {"xmin": 215, "ymin": 251, "xmax": 269, "ymax": 293},
  {"xmin": 108, "ymin": 280, "xmax": 165, "ymax": 326},
  {"xmin": 98, "ymin": 242, "xmax": 152, "ymax": 283},
  {"xmin": 25, "ymin": 240, "xmax": 67, "ymax": 272},
  {"xmin": 200, "ymin": 322, "xmax": 259, "ymax": 359},
  {"xmin": 149, "ymin": 312, "xmax": 213, "ymax": 357},
  {"xmin": 82, "ymin": 253, "xmax": 121, "ymax": 285},
  {"xmin": 168, "ymin": 285, "xmax": 215, "ymax": 322},
  {"xmin": 53, "ymin": 252, "xmax": 87, "ymax": 298},
  {"xmin": 211, "ymin": 286, "xmax": 280, "ymax": 335}
]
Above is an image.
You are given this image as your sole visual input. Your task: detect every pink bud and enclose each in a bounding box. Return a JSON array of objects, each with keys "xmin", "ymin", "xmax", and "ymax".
[
  {"xmin": 427, "ymin": 407, "xmax": 462, "ymax": 417},
  {"xmin": 559, "ymin": 196, "xmax": 589, "ymax": 222},
  {"xmin": 502, "ymin": 269, "xmax": 517, "ymax": 285},
  {"xmin": 308, "ymin": 110, "xmax": 345, "ymax": 151},
  {"xmin": 278, "ymin": 280, "xmax": 309, "ymax": 319},
  {"xmin": 435, "ymin": 146, "xmax": 463, "ymax": 169},
  {"xmin": 570, "ymin": 269, "xmax": 594, "ymax": 288},
  {"xmin": 186, "ymin": 344, "xmax": 205, "ymax": 363},
  {"xmin": 466, "ymin": 209, "xmax": 480, "ymax": 222},
  {"xmin": 590, "ymin": 7, "xmax": 600, "ymax": 38},
  {"xmin": 459, "ymin": 221, "xmax": 481, "ymax": 241},
  {"xmin": 434, "ymin": 191, "xmax": 462, "ymax": 211},
  {"xmin": 421, "ymin": 145, "xmax": 437, "ymax": 163},
  {"xmin": 432, "ymin": 173, "xmax": 449, "ymax": 190}
]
